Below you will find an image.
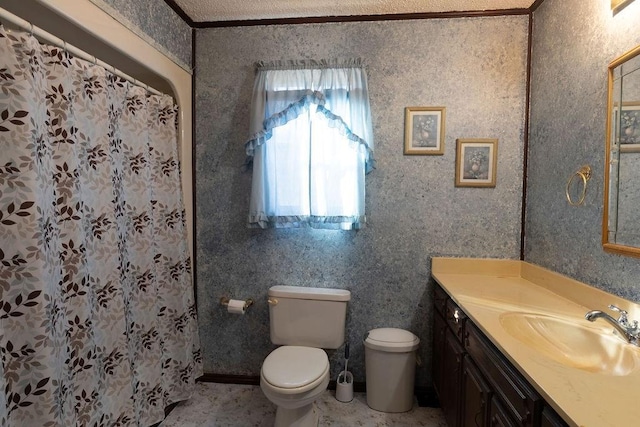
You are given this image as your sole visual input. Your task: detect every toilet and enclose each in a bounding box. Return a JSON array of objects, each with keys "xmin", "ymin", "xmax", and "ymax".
[{"xmin": 260, "ymin": 285, "xmax": 351, "ymax": 427}]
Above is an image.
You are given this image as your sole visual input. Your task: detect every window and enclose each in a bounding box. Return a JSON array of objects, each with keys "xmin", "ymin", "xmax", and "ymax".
[{"xmin": 245, "ymin": 59, "xmax": 375, "ymax": 229}]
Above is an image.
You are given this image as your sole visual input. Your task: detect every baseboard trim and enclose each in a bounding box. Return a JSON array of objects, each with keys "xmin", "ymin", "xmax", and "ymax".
[
  {"xmin": 151, "ymin": 400, "xmax": 181, "ymax": 427},
  {"xmin": 197, "ymin": 373, "xmax": 365, "ymax": 391},
  {"xmin": 198, "ymin": 373, "xmax": 261, "ymax": 385},
  {"xmin": 415, "ymin": 386, "xmax": 440, "ymax": 408},
  {"xmin": 197, "ymin": 374, "xmax": 440, "ymax": 407}
]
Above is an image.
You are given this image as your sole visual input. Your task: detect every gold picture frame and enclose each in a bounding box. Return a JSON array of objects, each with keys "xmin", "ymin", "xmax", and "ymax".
[
  {"xmin": 404, "ymin": 107, "xmax": 446, "ymax": 155},
  {"xmin": 455, "ymin": 139, "xmax": 498, "ymax": 188},
  {"xmin": 614, "ymin": 101, "xmax": 640, "ymax": 152}
]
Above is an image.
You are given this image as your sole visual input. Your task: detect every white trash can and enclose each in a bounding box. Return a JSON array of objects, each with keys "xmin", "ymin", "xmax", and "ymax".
[{"xmin": 364, "ymin": 328, "xmax": 420, "ymax": 412}]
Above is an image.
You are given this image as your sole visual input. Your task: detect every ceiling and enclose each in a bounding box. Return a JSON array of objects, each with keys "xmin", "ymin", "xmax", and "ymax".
[{"xmin": 172, "ymin": 0, "xmax": 538, "ymax": 24}]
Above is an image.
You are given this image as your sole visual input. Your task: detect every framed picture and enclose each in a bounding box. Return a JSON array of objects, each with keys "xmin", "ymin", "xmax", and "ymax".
[
  {"xmin": 404, "ymin": 107, "xmax": 446, "ymax": 155},
  {"xmin": 455, "ymin": 139, "xmax": 498, "ymax": 188},
  {"xmin": 615, "ymin": 102, "xmax": 640, "ymax": 152}
]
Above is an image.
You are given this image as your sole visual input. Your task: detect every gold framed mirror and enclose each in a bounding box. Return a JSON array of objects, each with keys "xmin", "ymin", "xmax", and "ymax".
[
  {"xmin": 612, "ymin": 0, "xmax": 636, "ymax": 14},
  {"xmin": 603, "ymin": 44, "xmax": 640, "ymax": 257}
]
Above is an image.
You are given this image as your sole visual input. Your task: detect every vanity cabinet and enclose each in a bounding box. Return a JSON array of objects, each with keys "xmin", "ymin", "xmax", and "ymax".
[
  {"xmin": 442, "ymin": 328, "xmax": 465, "ymax": 427},
  {"xmin": 490, "ymin": 398, "xmax": 515, "ymax": 427},
  {"xmin": 462, "ymin": 355, "xmax": 491, "ymax": 427},
  {"xmin": 433, "ymin": 285, "xmax": 465, "ymax": 427},
  {"xmin": 432, "ymin": 283, "xmax": 568, "ymax": 427},
  {"xmin": 540, "ymin": 407, "xmax": 568, "ymax": 427},
  {"xmin": 432, "ymin": 286, "xmax": 447, "ymax": 397},
  {"xmin": 465, "ymin": 321, "xmax": 541, "ymax": 426}
]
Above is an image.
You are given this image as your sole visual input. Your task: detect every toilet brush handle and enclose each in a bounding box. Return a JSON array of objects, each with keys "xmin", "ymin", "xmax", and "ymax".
[{"xmin": 341, "ymin": 342, "xmax": 350, "ymax": 380}]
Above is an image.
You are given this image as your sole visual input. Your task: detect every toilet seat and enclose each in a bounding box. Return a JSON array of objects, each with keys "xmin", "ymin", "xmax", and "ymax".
[{"xmin": 261, "ymin": 346, "xmax": 329, "ymax": 394}]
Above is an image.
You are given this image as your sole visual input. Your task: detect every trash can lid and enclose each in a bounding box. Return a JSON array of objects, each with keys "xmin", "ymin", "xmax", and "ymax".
[{"xmin": 364, "ymin": 328, "xmax": 420, "ymax": 352}]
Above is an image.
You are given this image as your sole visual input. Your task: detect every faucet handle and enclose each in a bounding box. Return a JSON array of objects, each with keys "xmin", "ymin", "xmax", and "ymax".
[{"xmin": 609, "ymin": 304, "xmax": 629, "ymax": 324}]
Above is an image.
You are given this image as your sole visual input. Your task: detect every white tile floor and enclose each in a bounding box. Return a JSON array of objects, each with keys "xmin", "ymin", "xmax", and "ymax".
[{"xmin": 160, "ymin": 382, "xmax": 447, "ymax": 427}]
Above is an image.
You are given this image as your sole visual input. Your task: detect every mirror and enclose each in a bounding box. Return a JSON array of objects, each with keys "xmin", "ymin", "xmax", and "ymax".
[{"xmin": 604, "ymin": 44, "xmax": 640, "ymax": 257}]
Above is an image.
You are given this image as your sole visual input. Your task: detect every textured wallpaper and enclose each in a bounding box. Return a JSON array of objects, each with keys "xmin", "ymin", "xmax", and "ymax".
[
  {"xmin": 526, "ymin": 0, "xmax": 640, "ymax": 301},
  {"xmin": 195, "ymin": 16, "xmax": 529, "ymax": 386},
  {"xmin": 89, "ymin": 0, "xmax": 192, "ymax": 70}
]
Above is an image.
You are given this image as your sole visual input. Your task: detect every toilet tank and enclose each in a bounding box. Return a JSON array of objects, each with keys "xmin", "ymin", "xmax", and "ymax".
[{"xmin": 268, "ymin": 285, "xmax": 351, "ymax": 349}]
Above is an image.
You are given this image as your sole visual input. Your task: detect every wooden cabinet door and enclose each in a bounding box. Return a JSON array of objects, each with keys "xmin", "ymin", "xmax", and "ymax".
[
  {"xmin": 434, "ymin": 284, "xmax": 448, "ymax": 316},
  {"xmin": 540, "ymin": 406, "xmax": 568, "ymax": 427},
  {"xmin": 462, "ymin": 355, "xmax": 492, "ymax": 427},
  {"xmin": 489, "ymin": 397, "xmax": 515, "ymax": 427},
  {"xmin": 442, "ymin": 328, "xmax": 465, "ymax": 427},
  {"xmin": 465, "ymin": 322, "xmax": 541, "ymax": 426},
  {"xmin": 433, "ymin": 311, "xmax": 447, "ymax": 397}
]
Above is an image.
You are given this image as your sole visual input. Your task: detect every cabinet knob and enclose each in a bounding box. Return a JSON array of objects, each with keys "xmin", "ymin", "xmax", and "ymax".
[{"xmin": 453, "ymin": 308, "xmax": 461, "ymax": 324}]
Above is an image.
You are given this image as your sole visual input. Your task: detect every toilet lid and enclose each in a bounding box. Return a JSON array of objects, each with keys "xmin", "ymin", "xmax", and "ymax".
[{"xmin": 262, "ymin": 346, "xmax": 329, "ymax": 389}]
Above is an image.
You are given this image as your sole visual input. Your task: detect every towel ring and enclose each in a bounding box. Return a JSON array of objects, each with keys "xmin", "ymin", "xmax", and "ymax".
[{"xmin": 566, "ymin": 165, "xmax": 591, "ymax": 206}]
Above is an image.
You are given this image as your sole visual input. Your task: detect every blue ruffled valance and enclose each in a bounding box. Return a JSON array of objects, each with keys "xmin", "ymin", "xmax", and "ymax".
[
  {"xmin": 244, "ymin": 89, "xmax": 375, "ymax": 173},
  {"xmin": 315, "ymin": 105, "xmax": 376, "ymax": 173},
  {"xmin": 255, "ymin": 58, "xmax": 366, "ymax": 71},
  {"xmin": 244, "ymin": 90, "xmax": 325, "ymax": 159}
]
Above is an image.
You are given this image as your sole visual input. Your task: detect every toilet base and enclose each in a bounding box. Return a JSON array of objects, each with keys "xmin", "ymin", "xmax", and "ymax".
[{"xmin": 274, "ymin": 402, "xmax": 319, "ymax": 427}]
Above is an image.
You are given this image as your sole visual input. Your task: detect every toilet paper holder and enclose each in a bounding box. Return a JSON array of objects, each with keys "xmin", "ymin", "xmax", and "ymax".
[{"xmin": 220, "ymin": 296, "xmax": 254, "ymax": 310}]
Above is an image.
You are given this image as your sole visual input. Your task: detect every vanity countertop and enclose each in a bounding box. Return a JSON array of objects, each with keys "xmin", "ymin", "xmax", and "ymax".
[{"xmin": 431, "ymin": 257, "xmax": 640, "ymax": 427}]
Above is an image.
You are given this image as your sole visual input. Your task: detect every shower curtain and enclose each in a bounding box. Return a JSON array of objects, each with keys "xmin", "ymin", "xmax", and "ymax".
[{"xmin": 0, "ymin": 25, "xmax": 202, "ymax": 426}]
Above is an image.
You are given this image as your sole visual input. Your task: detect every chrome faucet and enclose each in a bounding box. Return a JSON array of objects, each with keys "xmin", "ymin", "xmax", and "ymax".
[{"xmin": 585, "ymin": 305, "xmax": 640, "ymax": 346}]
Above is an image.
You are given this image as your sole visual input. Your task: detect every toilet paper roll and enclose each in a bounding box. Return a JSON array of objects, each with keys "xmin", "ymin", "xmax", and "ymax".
[{"xmin": 227, "ymin": 299, "xmax": 246, "ymax": 315}]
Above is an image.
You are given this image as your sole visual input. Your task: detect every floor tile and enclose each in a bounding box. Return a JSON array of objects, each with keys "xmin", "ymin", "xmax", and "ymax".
[{"xmin": 160, "ymin": 382, "xmax": 447, "ymax": 427}]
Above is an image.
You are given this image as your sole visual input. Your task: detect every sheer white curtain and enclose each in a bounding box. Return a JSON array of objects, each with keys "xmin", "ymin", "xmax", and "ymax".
[{"xmin": 245, "ymin": 59, "xmax": 375, "ymax": 229}]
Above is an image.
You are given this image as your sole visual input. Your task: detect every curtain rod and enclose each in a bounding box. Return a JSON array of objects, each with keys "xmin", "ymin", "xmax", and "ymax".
[{"xmin": 0, "ymin": 6, "xmax": 163, "ymax": 96}]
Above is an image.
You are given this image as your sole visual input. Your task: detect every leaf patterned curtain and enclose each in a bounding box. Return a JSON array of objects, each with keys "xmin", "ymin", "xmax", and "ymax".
[{"xmin": 0, "ymin": 25, "xmax": 202, "ymax": 426}]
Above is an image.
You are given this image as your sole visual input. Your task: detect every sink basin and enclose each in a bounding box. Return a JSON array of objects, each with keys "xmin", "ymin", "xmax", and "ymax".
[{"xmin": 499, "ymin": 312, "xmax": 640, "ymax": 376}]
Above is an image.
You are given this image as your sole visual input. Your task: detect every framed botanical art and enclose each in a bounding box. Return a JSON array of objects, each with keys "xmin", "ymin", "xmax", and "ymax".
[
  {"xmin": 455, "ymin": 139, "xmax": 498, "ymax": 188},
  {"xmin": 404, "ymin": 107, "xmax": 446, "ymax": 155},
  {"xmin": 615, "ymin": 102, "xmax": 640, "ymax": 152}
]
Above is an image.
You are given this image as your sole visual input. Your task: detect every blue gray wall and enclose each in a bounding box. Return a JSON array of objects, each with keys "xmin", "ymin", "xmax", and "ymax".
[
  {"xmin": 195, "ymin": 16, "xmax": 529, "ymax": 386},
  {"xmin": 97, "ymin": 0, "xmax": 640, "ymax": 389},
  {"xmin": 91, "ymin": 0, "xmax": 640, "ymax": 389},
  {"xmin": 89, "ymin": 0, "xmax": 192, "ymax": 69},
  {"xmin": 526, "ymin": 0, "xmax": 640, "ymax": 300}
]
